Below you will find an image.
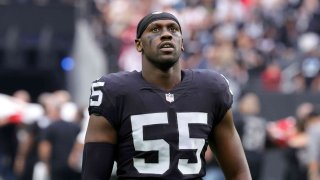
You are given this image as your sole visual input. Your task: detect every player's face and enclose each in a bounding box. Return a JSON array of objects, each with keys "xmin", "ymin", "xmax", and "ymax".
[{"xmin": 136, "ymin": 20, "xmax": 184, "ymax": 70}]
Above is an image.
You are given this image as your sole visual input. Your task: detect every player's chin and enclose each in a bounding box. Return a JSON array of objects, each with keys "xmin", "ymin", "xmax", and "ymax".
[
  {"xmin": 154, "ymin": 58, "xmax": 178, "ymax": 70},
  {"xmin": 159, "ymin": 53, "xmax": 179, "ymax": 61},
  {"xmin": 161, "ymin": 55, "xmax": 178, "ymax": 61}
]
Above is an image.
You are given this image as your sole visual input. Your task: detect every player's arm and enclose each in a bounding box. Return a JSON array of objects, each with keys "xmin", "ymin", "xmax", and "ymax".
[
  {"xmin": 82, "ymin": 114, "xmax": 117, "ymax": 180},
  {"xmin": 209, "ymin": 109, "xmax": 251, "ymax": 180}
]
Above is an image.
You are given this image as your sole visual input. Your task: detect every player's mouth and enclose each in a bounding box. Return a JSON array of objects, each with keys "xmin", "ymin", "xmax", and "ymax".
[{"xmin": 159, "ymin": 42, "xmax": 175, "ymax": 52}]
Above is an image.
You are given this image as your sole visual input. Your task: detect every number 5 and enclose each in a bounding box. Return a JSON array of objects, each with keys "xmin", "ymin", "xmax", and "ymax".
[{"xmin": 89, "ymin": 82, "xmax": 105, "ymax": 106}]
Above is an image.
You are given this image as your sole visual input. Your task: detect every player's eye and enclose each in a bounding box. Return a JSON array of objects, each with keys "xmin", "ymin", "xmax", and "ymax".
[
  {"xmin": 168, "ymin": 26, "xmax": 178, "ymax": 33},
  {"xmin": 151, "ymin": 27, "xmax": 160, "ymax": 33}
]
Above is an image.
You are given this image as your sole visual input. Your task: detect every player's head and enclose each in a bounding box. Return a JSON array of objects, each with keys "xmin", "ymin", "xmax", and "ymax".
[{"xmin": 135, "ymin": 12, "xmax": 184, "ymax": 70}]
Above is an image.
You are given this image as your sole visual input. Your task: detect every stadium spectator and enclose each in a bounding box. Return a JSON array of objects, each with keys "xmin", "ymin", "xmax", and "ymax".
[{"xmin": 260, "ymin": 62, "xmax": 282, "ymax": 92}]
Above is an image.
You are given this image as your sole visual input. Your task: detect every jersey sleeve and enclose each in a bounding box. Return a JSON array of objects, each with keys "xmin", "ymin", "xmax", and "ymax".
[
  {"xmin": 88, "ymin": 76, "xmax": 118, "ymax": 129},
  {"xmin": 213, "ymin": 73, "xmax": 233, "ymax": 126}
]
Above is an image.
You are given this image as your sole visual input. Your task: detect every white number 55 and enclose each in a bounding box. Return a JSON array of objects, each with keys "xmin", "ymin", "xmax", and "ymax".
[{"xmin": 131, "ymin": 112, "xmax": 207, "ymax": 175}]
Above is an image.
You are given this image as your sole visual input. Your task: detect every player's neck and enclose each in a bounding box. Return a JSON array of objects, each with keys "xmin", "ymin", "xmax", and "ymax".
[{"xmin": 142, "ymin": 64, "xmax": 182, "ymax": 91}]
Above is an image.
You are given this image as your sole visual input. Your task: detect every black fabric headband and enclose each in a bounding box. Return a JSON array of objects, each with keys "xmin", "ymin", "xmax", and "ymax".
[{"xmin": 136, "ymin": 12, "xmax": 182, "ymax": 38}]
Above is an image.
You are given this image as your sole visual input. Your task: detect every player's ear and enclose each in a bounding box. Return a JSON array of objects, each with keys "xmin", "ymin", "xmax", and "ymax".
[
  {"xmin": 181, "ymin": 39, "xmax": 184, "ymax": 51},
  {"xmin": 135, "ymin": 39, "xmax": 143, "ymax": 52}
]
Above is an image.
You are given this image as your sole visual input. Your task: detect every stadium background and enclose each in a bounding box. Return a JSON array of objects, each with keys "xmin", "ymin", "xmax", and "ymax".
[{"xmin": 0, "ymin": 0, "xmax": 320, "ymax": 179}]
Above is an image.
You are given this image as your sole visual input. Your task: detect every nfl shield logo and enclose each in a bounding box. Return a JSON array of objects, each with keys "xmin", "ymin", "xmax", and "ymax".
[{"xmin": 165, "ymin": 93, "xmax": 174, "ymax": 103}]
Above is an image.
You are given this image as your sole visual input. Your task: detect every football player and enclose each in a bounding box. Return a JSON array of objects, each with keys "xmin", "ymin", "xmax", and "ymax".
[{"xmin": 82, "ymin": 12, "xmax": 251, "ymax": 180}]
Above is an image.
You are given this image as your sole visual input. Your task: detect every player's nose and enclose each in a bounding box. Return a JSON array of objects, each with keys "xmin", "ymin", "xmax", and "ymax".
[{"xmin": 160, "ymin": 29, "xmax": 173, "ymax": 40}]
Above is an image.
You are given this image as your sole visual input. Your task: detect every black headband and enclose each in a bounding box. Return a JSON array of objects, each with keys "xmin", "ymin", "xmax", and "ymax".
[{"xmin": 136, "ymin": 12, "xmax": 182, "ymax": 38}]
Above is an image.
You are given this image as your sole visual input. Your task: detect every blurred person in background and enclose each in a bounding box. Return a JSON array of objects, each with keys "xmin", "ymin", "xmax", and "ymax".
[
  {"xmin": 267, "ymin": 102, "xmax": 314, "ymax": 180},
  {"xmin": 281, "ymin": 102, "xmax": 313, "ymax": 180},
  {"xmin": 0, "ymin": 93, "xmax": 24, "ymax": 180},
  {"xmin": 68, "ymin": 107, "xmax": 119, "ymax": 179},
  {"xmin": 82, "ymin": 11, "xmax": 251, "ymax": 180},
  {"xmin": 305, "ymin": 105, "xmax": 320, "ymax": 180},
  {"xmin": 38, "ymin": 92, "xmax": 81, "ymax": 180},
  {"xmin": 260, "ymin": 62, "xmax": 282, "ymax": 92},
  {"xmin": 233, "ymin": 92, "xmax": 267, "ymax": 180},
  {"xmin": 68, "ymin": 109, "xmax": 88, "ymax": 173},
  {"xmin": 297, "ymin": 32, "xmax": 320, "ymax": 92}
]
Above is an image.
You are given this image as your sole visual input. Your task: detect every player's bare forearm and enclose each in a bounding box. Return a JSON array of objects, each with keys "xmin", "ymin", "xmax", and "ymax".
[{"xmin": 209, "ymin": 110, "xmax": 252, "ymax": 180}]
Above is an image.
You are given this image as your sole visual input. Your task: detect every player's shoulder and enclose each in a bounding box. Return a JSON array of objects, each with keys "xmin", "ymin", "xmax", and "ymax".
[
  {"xmin": 93, "ymin": 71, "xmax": 139, "ymax": 89},
  {"xmin": 98, "ymin": 71, "xmax": 138, "ymax": 83},
  {"xmin": 190, "ymin": 69, "xmax": 229, "ymax": 86},
  {"xmin": 191, "ymin": 68, "xmax": 222, "ymax": 77}
]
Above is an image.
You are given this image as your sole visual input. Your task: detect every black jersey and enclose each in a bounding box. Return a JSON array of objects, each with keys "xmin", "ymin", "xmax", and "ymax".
[{"xmin": 88, "ymin": 69, "xmax": 233, "ymax": 180}]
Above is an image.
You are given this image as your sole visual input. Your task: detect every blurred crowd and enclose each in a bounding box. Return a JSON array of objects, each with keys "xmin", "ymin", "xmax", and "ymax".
[
  {"xmin": 88, "ymin": 0, "xmax": 320, "ymax": 98},
  {"xmin": 1, "ymin": 0, "xmax": 320, "ymax": 180}
]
